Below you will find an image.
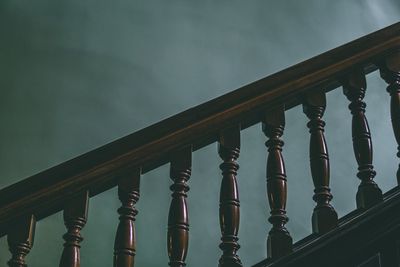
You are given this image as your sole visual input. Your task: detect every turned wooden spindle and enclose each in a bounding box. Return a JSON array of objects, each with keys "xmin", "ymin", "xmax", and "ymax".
[
  {"xmin": 168, "ymin": 146, "xmax": 192, "ymax": 267},
  {"xmin": 114, "ymin": 168, "xmax": 141, "ymax": 267},
  {"xmin": 262, "ymin": 105, "xmax": 293, "ymax": 259},
  {"xmin": 59, "ymin": 191, "xmax": 89, "ymax": 267},
  {"xmin": 342, "ymin": 69, "xmax": 383, "ymax": 209},
  {"xmin": 218, "ymin": 125, "xmax": 242, "ymax": 267},
  {"xmin": 7, "ymin": 215, "xmax": 36, "ymax": 267},
  {"xmin": 380, "ymin": 51, "xmax": 400, "ymax": 184},
  {"xmin": 303, "ymin": 92, "xmax": 338, "ymax": 234}
]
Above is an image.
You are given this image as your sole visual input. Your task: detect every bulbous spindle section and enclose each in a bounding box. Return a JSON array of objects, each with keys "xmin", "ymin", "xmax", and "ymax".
[
  {"xmin": 342, "ymin": 69, "xmax": 383, "ymax": 209},
  {"xmin": 59, "ymin": 191, "xmax": 89, "ymax": 267},
  {"xmin": 7, "ymin": 215, "xmax": 36, "ymax": 267},
  {"xmin": 303, "ymin": 92, "xmax": 338, "ymax": 234},
  {"xmin": 262, "ymin": 105, "xmax": 293, "ymax": 259},
  {"xmin": 114, "ymin": 168, "xmax": 141, "ymax": 267},
  {"xmin": 168, "ymin": 146, "xmax": 192, "ymax": 267},
  {"xmin": 380, "ymin": 51, "xmax": 400, "ymax": 184},
  {"xmin": 218, "ymin": 125, "xmax": 242, "ymax": 267}
]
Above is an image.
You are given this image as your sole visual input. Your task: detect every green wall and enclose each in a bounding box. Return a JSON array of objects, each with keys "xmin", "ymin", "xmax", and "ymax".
[{"xmin": 1, "ymin": 0, "xmax": 400, "ymax": 266}]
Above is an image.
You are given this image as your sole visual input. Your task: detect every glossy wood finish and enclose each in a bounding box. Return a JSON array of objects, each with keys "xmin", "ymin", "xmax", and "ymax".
[
  {"xmin": 113, "ymin": 168, "xmax": 141, "ymax": 267},
  {"xmin": 342, "ymin": 69, "xmax": 383, "ymax": 209},
  {"xmin": 0, "ymin": 22, "xmax": 400, "ymax": 267},
  {"xmin": 59, "ymin": 191, "xmax": 89, "ymax": 267},
  {"xmin": 168, "ymin": 146, "xmax": 192, "ymax": 267},
  {"xmin": 252, "ymin": 187, "xmax": 400, "ymax": 267},
  {"xmin": 303, "ymin": 92, "xmax": 338, "ymax": 234},
  {"xmin": 379, "ymin": 50, "xmax": 400, "ymax": 184},
  {"xmin": 218, "ymin": 125, "xmax": 242, "ymax": 267},
  {"xmin": 7, "ymin": 215, "xmax": 35, "ymax": 267},
  {"xmin": 262, "ymin": 105, "xmax": 292, "ymax": 259},
  {"xmin": 1, "ymin": 23, "xmax": 399, "ymax": 236}
]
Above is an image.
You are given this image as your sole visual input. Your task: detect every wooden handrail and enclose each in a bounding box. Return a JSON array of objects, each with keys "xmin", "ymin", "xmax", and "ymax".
[{"xmin": 1, "ymin": 22, "xmax": 399, "ymax": 237}]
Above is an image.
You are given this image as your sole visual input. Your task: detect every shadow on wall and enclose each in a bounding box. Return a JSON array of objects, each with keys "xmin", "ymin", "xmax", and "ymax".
[{"xmin": 0, "ymin": 0, "xmax": 399, "ymax": 266}]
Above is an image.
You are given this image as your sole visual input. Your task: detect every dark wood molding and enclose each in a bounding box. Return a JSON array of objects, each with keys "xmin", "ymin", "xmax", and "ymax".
[
  {"xmin": 252, "ymin": 186, "xmax": 400, "ymax": 267},
  {"xmin": 0, "ymin": 22, "xmax": 399, "ymax": 237}
]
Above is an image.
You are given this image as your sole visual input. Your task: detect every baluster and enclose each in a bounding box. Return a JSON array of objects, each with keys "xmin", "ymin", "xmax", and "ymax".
[
  {"xmin": 379, "ymin": 51, "xmax": 400, "ymax": 184},
  {"xmin": 114, "ymin": 168, "xmax": 141, "ymax": 267},
  {"xmin": 262, "ymin": 105, "xmax": 292, "ymax": 259},
  {"xmin": 59, "ymin": 191, "xmax": 89, "ymax": 267},
  {"xmin": 342, "ymin": 69, "xmax": 383, "ymax": 209},
  {"xmin": 7, "ymin": 215, "xmax": 36, "ymax": 267},
  {"xmin": 168, "ymin": 146, "xmax": 192, "ymax": 267},
  {"xmin": 218, "ymin": 125, "xmax": 242, "ymax": 267},
  {"xmin": 303, "ymin": 92, "xmax": 338, "ymax": 234}
]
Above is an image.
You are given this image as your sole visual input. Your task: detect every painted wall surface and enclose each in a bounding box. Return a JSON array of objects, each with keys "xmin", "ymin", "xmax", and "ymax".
[{"xmin": 1, "ymin": 1, "xmax": 400, "ymax": 266}]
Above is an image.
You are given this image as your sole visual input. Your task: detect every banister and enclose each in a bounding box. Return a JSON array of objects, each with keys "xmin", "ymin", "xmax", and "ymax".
[{"xmin": 0, "ymin": 22, "xmax": 399, "ymax": 237}]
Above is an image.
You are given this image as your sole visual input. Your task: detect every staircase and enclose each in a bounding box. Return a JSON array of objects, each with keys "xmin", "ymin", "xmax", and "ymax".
[{"xmin": 1, "ymin": 22, "xmax": 400, "ymax": 267}]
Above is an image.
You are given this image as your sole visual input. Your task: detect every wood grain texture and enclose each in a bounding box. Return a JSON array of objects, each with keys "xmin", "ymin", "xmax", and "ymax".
[
  {"xmin": 342, "ymin": 69, "xmax": 383, "ymax": 209},
  {"xmin": 303, "ymin": 92, "xmax": 338, "ymax": 234},
  {"xmin": 218, "ymin": 125, "xmax": 242, "ymax": 267},
  {"xmin": 59, "ymin": 191, "xmax": 89, "ymax": 267},
  {"xmin": 1, "ymin": 23, "xmax": 400, "ymax": 236},
  {"xmin": 379, "ymin": 50, "xmax": 400, "ymax": 184},
  {"xmin": 7, "ymin": 215, "xmax": 35, "ymax": 267},
  {"xmin": 113, "ymin": 168, "xmax": 141, "ymax": 267},
  {"xmin": 167, "ymin": 146, "xmax": 192, "ymax": 267},
  {"xmin": 262, "ymin": 105, "xmax": 292, "ymax": 260}
]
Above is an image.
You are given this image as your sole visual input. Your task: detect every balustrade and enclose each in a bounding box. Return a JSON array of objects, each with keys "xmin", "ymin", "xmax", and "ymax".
[
  {"xmin": 1, "ymin": 22, "xmax": 399, "ymax": 267},
  {"xmin": 7, "ymin": 215, "xmax": 36, "ymax": 267},
  {"xmin": 167, "ymin": 146, "xmax": 192, "ymax": 267},
  {"xmin": 342, "ymin": 69, "xmax": 383, "ymax": 208},
  {"xmin": 303, "ymin": 92, "xmax": 338, "ymax": 234},
  {"xmin": 114, "ymin": 168, "xmax": 141, "ymax": 267},
  {"xmin": 218, "ymin": 125, "xmax": 242, "ymax": 267},
  {"xmin": 59, "ymin": 191, "xmax": 89, "ymax": 267},
  {"xmin": 380, "ymin": 51, "xmax": 400, "ymax": 184},
  {"xmin": 263, "ymin": 105, "xmax": 293, "ymax": 259}
]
